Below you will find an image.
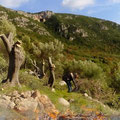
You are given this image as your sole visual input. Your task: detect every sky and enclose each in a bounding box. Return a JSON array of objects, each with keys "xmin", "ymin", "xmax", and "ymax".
[{"xmin": 0, "ymin": 0, "xmax": 120, "ymax": 24}]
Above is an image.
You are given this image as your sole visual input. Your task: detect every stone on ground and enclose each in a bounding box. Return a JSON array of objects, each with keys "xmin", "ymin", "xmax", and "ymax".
[
  {"xmin": 58, "ymin": 98, "xmax": 70, "ymax": 107},
  {"xmin": 59, "ymin": 81, "xmax": 66, "ymax": 86}
]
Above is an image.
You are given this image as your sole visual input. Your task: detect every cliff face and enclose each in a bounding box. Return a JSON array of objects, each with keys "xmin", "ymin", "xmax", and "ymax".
[
  {"xmin": 33, "ymin": 11, "xmax": 55, "ymax": 22},
  {"xmin": 16, "ymin": 10, "xmax": 54, "ymax": 22}
]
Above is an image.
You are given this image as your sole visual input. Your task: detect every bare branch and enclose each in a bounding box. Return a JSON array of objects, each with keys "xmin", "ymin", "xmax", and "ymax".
[
  {"xmin": 0, "ymin": 34, "xmax": 12, "ymax": 54},
  {"xmin": 30, "ymin": 58, "xmax": 40, "ymax": 76},
  {"xmin": 48, "ymin": 57, "xmax": 52, "ymax": 65}
]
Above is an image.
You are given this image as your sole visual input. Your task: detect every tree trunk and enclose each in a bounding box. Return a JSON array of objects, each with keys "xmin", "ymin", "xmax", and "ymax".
[
  {"xmin": 0, "ymin": 33, "xmax": 24, "ymax": 86},
  {"xmin": 41, "ymin": 59, "xmax": 45, "ymax": 78},
  {"xmin": 30, "ymin": 59, "xmax": 40, "ymax": 78},
  {"xmin": 48, "ymin": 57, "xmax": 55, "ymax": 88}
]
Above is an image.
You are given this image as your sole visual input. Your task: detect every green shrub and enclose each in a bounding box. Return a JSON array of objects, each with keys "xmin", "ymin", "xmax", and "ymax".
[
  {"xmin": 19, "ymin": 70, "xmax": 43, "ymax": 90},
  {"xmin": 0, "ymin": 56, "xmax": 7, "ymax": 73},
  {"xmin": 32, "ymin": 39, "xmax": 64, "ymax": 60},
  {"xmin": 64, "ymin": 60, "xmax": 103, "ymax": 79},
  {"xmin": 0, "ymin": 40, "xmax": 8, "ymax": 58},
  {"xmin": 110, "ymin": 62, "xmax": 120, "ymax": 93},
  {"xmin": 63, "ymin": 59, "xmax": 111, "ymax": 100},
  {"xmin": 22, "ymin": 35, "xmax": 32, "ymax": 52},
  {"xmin": 0, "ymin": 18, "xmax": 16, "ymax": 37},
  {"xmin": 79, "ymin": 60, "xmax": 103, "ymax": 79},
  {"xmin": 0, "ymin": 56, "xmax": 7, "ymax": 82}
]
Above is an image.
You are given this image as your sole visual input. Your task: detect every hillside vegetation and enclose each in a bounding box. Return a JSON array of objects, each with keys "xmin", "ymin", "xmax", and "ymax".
[{"xmin": 0, "ymin": 5, "xmax": 120, "ymax": 116}]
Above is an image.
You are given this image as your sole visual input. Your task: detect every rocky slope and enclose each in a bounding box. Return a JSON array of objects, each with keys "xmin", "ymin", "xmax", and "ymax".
[
  {"xmin": 16, "ymin": 10, "xmax": 54, "ymax": 22},
  {"xmin": 0, "ymin": 89, "xmax": 118, "ymax": 120},
  {"xmin": 0, "ymin": 5, "xmax": 120, "ymax": 55},
  {"xmin": 0, "ymin": 90, "xmax": 58, "ymax": 119},
  {"xmin": 45, "ymin": 13, "xmax": 120, "ymax": 54},
  {"xmin": 0, "ymin": 90, "xmax": 110, "ymax": 120}
]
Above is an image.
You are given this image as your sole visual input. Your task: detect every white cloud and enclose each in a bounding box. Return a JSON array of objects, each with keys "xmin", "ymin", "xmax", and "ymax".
[
  {"xmin": 0, "ymin": 0, "xmax": 30, "ymax": 8},
  {"xmin": 108, "ymin": 0, "xmax": 120, "ymax": 4},
  {"xmin": 62, "ymin": 0, "xmax": 95, "ymax": 10},
  {"xmin": 110, "ymin": 0, "xmax": 120, "ymax": 3}
]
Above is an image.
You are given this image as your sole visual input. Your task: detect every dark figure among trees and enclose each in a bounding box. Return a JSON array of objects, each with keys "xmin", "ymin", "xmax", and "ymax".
[
  {"xmin": 62, "ymin": 72, "xmax": 77, "ymax": 92},
  {"xmin": 0, "ymin": 33, "xmax": 24, "ymax": 86}
]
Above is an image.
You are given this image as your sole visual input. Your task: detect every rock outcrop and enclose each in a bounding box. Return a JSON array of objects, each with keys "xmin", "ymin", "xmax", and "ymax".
[
  {"xmin": 57, "ymin": 23, "xmax": 88, "ymax": 41},
  {"xmin": 16, "ymin": 10, "xmax": 54, "ymax": 22},
  {"xmin": 0, "ymin": 90, "xmax": 59, "ymax": 119},
  {"xmin": 32, "ymin": 11, "xmax": 54, "ymax": 22}
]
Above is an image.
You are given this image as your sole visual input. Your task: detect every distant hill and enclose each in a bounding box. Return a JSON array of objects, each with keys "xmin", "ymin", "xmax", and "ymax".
[
  {"xmin": 0, "ymin": 5, "xmax": 120, "ymax": 59},
  {"xmin": 45, "ymin": 13, "xmax": 120, "ymax": 54}
]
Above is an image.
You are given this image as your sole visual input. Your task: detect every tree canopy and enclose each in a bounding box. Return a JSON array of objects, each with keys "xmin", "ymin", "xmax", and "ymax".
[{"xmin": 32, "ymin": 39, "xmax": 64, "ymax": 61}]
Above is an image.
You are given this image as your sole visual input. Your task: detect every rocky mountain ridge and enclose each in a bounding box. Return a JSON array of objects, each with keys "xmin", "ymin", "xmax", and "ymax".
[
  {"xmin": 1, "ymin": 5, "xmax": 120, "ymax": 54},
  {"xmin": 16, "ymin": 10, "xmax": 54, "ymax": 22},
  {"xmin": 0, "ymin": 6, "xmax": 54, "ymax": 36}
]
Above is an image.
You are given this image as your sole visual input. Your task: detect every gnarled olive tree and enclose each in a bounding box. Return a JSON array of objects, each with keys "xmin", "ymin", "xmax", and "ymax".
[
  {"xmin": 48, "ymin": 57, "xmax": 55, "ymax": 88},
  {"xmin": 32, "ymin": 39, "xmax": 64, "ymax": 79},
  {"xmin": 0, "ymin": 33, "xmax": 24, "ymax": 86}
]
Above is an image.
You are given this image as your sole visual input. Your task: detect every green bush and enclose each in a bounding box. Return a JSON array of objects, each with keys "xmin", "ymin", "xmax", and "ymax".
[
  {"xmin": 0, "ymin": 56, "xmax": 7, "ymax": 73},
  {"xmin": 0, "ymin": 56, "xmax": 7, "ymax": 82},
  {"xmin": 110, "ymin": 62, "xmax": 120, "ymax": 93},
  {"xmin": 22, "ymin": 35, "xmax": 32, "ymax": 52},
  {"xmin": 0, "ymin": 18, "xmax": 16, "ymax": 37},
  {"xmin": 0, "ymin": 40, "xmax": 8, "ymax": 58},
  {"xmin": 64, "ymin": 60, "xmax": 103, "ymax": 79},
  {"xmin": 32, "ymin": 39, "xmax": 64, "ymax": 60},
  {"xmin": 19, "ymin": 70, "xmax": 43, "ymax": 90},
  {"xmin": 63, "ymin": 59, "xmax": 111, "ymax": 100}
]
